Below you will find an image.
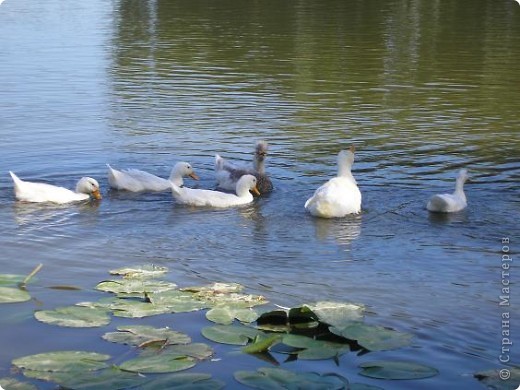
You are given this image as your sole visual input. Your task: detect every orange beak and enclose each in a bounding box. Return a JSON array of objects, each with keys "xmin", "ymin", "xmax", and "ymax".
[
  {"xmin": 189, "ymin": 172, "xmax": 199, "ymax": 180},
  {"xmin": 251, "ymin": 185, "xmax": 261, "ymax": 196},
  {"xmin": 91, "ymin": 189, "xmax": 102, "ymax": 200}
]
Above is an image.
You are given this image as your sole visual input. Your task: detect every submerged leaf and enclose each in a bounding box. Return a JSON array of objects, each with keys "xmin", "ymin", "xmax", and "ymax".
[
  {"xmin": 234, "ymin": 367, "xmax": 349, "ymax": 389},
  {"xmin": 139, "ymin": 373, "xmax": 225, "ymax": 390},
  {"xmin": 201, "ymin": 325, "xmax": 261, "ymax": 345},
  {"xmin": 0, "ymin": 377, "xmax": 37, "ymax": 390},
  {"xmin": 0, "ymin": 274, "xmax": 25, "ymax": 286},
  {"xmin": 102, "ymin": 325, "xmax": 191, "ymax": 347},
  {"xmin": 13, "ymin": 351, "xmax": 110, "ymax": 372},
  {"xmin": 331, "ymin": 323, "xmax": 413, "ymax": 351},
  {"xmin": 359, "ymin": 360, "xmax": 439, "ymax": 380},
  {"xmin": 0, "ymin": 287, "xmax": 31, "ymax": 304},
  {"xmin": 34, "ymin": 306, "xmax": 111, "ymax": 328}
]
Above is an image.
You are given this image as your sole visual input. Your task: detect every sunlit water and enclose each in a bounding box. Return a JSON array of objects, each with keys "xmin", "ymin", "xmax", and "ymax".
[{"xmin": 0, "ymin": 0, "xmax": 519, "ymax": 389}]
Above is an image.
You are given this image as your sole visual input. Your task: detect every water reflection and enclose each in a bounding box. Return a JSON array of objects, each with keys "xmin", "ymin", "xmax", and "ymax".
[
  {"xmin": 12, "ymin": 201, "xmax": 101, "ymax": 229},
  {"xmin": 312, "ymin": 215, "xmax": 362, "ymax": 248}
]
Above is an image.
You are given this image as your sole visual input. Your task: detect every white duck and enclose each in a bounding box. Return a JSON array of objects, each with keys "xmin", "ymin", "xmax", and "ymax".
[
  {"xmin": 215, "ymin": 140, "xmax": 273, "ymax": 194},
  {"xmin": 171, "ymin": 174, "xmax": 260, "ymax": 208},
  {"xmin": 304, "ymin": 146, "xmax": 362, "ymax": 218},
  {"xmin": 427, "ymin": 169, "xmax": 469, "ymax": 213},
  {"xmin": 9, "ymin": 171, "xmax": 102, "ymax": 204},
  {"xmin": 107, "ymin": 162, "xmax": 198, "ymax": 192}
]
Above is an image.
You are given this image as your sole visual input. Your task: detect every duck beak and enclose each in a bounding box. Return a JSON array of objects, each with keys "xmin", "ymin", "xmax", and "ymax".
[
  {"xmin": 189, "ymin": 172, "xmax": 199, "ymax": 180},
  {"xmin": 251, "ymin": 185, "xmax": 261, "ymax": 196},
  {"xmin": 91, "ymin": 189, "xmax": 102, "ymax": 200}
]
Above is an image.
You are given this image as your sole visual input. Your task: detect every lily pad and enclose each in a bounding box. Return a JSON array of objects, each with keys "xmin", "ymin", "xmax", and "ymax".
[
  {"xmin": 119, "ymin": 353, "xmax": 196, "ymax": 374},
  {"xmin": 474, "ymin": 367, "xmax": 520, "ymax": 390},
  {"xmin": 202, "ymin": 325, "xmax": 261, "ymax": 345},
  {"xmin": 34, "ymin": 306, "xmax": 111, "ymax": 327},
  {"xmin": 0, "ymin": 377, "xmax": 37, "ymax": 390},
  {"xmin": 149, "ymin": 290, "xmax": 209, "ymax": 312},
  {"xmin": 102, "ymin": 325, "xmax": 191, "ymax": 347},
  {"xmin": 304, "ymin": 301, "xmax": 365, "ymax": 327},
  {"xmin": 96, "ymin": 279, "xmax": 177, "ymax": 294},
  {"xmin": 0, "ymin": 286, "xmax": 31, "ymax": 304},
  {"xmin": 139, "ymin": 373, "xmax": 225, "ymax": 390},
  {"xmin": 331, "ymin": 323, "xmax": 413, "ymax": 351},
  {"xmin": 281, "ymin": 334, "xmax": 350, "ymax": 360},
  {"xmin": 242, "ymin": 334, "xmax": 282, "ymax": 354},
  {"xmin": 234, "ymin": 367, "xmax": 349, "ymax": 389},
  {"xmin": 139, "ymin": 343, "xmax": 214, "ymax": 360},
  {"xmin": 22, "ymin": 366, "xmax": 147, "ymax": 390},
  {"xmin": 206, "ymin": 306, "xmax": 259, "ymax": 325},
  {"xmin": 109, "ymin": 264, "xmax": 169, "ymax": 279},
  {"xmin": 13, "ymin": 351, "xmax": 111, "ymax": 372},
  {"xmin": 0, "ymin": 274, "xmax": 25, "ymax": 286},
  {"xmin": 109, "ymin": 297, "xmax": 174, "ymax": 318},
  {"xmin": 359, "ymin": 360, "xmax": 439, "ymax": 380},
  {"xmin": 182, "ymin": 282, "xmax": 244, "ymax": 294}
]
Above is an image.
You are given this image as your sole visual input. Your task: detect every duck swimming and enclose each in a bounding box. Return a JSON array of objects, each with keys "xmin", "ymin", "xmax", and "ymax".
[
  {"xmin": 107, "ymin": 162, "xmax": 198, "ymax": 192},
  {"xmin": 427, "ymin": 169, "xmax": 469, "ymax": 213},
  {"xmin": 9, "ymin": 171, "xmax": 102, "ymax": 204},
  {"xmin": 215, "ymin": 140, "xmax": 273, "ymax": 194},
  {"xmin": 304, "ymin": 146, "xmax": 362, "ymax": 218},
  {"xmin": 171, "ymin": 174, "xmax": 260, "ymax": 208}
]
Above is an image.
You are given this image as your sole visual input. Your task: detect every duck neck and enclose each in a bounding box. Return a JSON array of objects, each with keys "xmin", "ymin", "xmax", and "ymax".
[
  {"xmin": 254, "ymin": 156, "xmax": 266, "ymax": 174},
  {"xmin": 454, "ymin": 178, "xmax": 466, "ymax": 200},
  {"xmin": 338, "ymin": 164, "xmax": 353, "ymax": 179},
  {"xmin": 169, "ymin": 167, "xmax": 182, "ymax": 186}
]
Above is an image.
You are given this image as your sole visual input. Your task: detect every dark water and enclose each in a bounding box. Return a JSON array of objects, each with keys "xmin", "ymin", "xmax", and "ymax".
[{"xmin": 0, "ymin": 0, "xmax": 519, "ymax": 388}]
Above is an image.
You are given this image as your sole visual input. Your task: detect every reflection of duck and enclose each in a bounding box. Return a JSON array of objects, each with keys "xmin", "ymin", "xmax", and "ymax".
[
  {"xmin": 304, "ymin": 146, "xmax": 362, "ymax": 218},
  {"xmin": 427, "ymin": 169, "xmax": 468, "ymax": 213},
  {"xmin": 107, "ymin": 162, "xmax": 198, "ymax": 192},
  {"xmin": 171, "ymin": 174, "xmax": 260, "ymax": 208},
  {"xmin": 215, "ymin": 141, "xmax": 273, "ymax": 194},
  {"xmin": 9, "ymin": 171, "xmax": 102, "ymax": 204},
  {"xmin": 314, "ymin": 215, "xmax": 362, "ymax": 247}
]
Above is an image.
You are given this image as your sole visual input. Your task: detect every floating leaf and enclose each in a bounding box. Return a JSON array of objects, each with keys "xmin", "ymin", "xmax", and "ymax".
[
  {"xmin": 119, "ymin": 353, "xmax": 196, "ymax": 374},
  {"xmin": 0, "ymin": 274, "xmax": 25, "ymax": 286},
  {"xmin": 102, "ymin": 325, "xmax": 191, "ymax": 347},
  {"xmin": 0, "ymin": 377, "xmax": 37, "ymax": 390},
  {"xmin": 304, "ymin": 301, "xmax": 365, "ymax": 327},
  {"xmin": 359, "ymin": 360, "xmax": 439, "ymax": 380},
  {"xmin": 331, "ymin": 323, "xmax": 413, "ymax": 351},
  {"xmin": 139, "ymin": 373, "xmax": 225, "ymax": 390},
  {"xmin": 474, "ymin": 367, "xmax": 520, "ymax": 390},
  {"xmin": 13, "ymin": 351, "xmax": 110, "ymax": 372},
  {"xmin": 34, "ymin": 306, "xmax": 111, "ymax": 328},
  {"xmin": 0, "ymin": 287, "xmax": 31, "ymax": 304},
  {"xmin": 109, "ymin": 297, "xmax": 173, "ymax": 318},
  {"xmin": 109, "ymin": 264, "xmax": 168, "ymax": 279},
  {"xmin": 140, "ymin": 343, "xmax": 214, "ymax": 360},
  {"xmin": 281, "ymin": 334, "xmax": 350, "ymax": 360},
  {"xmin": 182, "ymin": 282, "xmax": 244, "ymax": 294},
  {"xmin": 242, "ymin": 334, "xmax": 282, "ymax": 354},
  {"xmin": 22, "ymin": 366, "xmax": 147, "ymax": 390},
  {"xmin": 206, "ymin": 307, "xmax": 259, "ymax": 325},
  {"xmin": 201, "ymin": 325, "xmax": 261, "ymax": 345},
  {"xmin": 149, "ymin": 290, "xmax": 209, "ymax": 312},
  {"xmin": 96, "ymin": 279, "xmax": 177, "ymax": 294},
  {"xmin": 234, "ymin": 367, "xmax": 349, "ymax": 389}
]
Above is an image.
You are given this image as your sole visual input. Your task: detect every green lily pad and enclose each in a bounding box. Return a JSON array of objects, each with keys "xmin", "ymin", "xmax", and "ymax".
[
  {"xmin": 102, "ymin": 325, "xmax": 191, "ymax": 347},
  {"xmin": 119, "ymin": 353, "xmax": 196, "ymax": 374},
  {"xmin": 139, "ymin": 343, "xmax": 214, "ymax": 360},
  {"xmin": 206, "ymin": 306, "xmax": 259, "ymax": 325},
  {"xmin": 331, "ymin": 323, "xmax": 413, "ymax": 351},
  {"xmin": 0, "ymin": 274, "xmax": 25, "ymax": 286},
  {"xmin": 282, "ymin": 334, "xmax": 350, "ymax": 360},
  {"xmin": 109, "ymin": 297, "xmax": 174, "ymax": 318},
  {"xmin": 22, "ymin": 366, "xmax": 147, "ymax": 390},
  {"xmin": 304, "ymin": 301, "xmax": 365, "ymax": 327},
  {"xmin": 13, "ymin": 351, "xmax": 111, "ymax": 372},
  {"xmin": 96, "ymin": 279, "xmax": 177, "ymax": 294},
  {"xmin": 234, "ymin": 367, "xmax": 349, "ymax": 389},
  {"xmin": 109, "ymin": 264, "xmax": 169, "ymax": 279},
  {"xmin": 139, "ymin": 373, "xmax": 225, "ymax": 390},
  {"xmin": 149, "ymin": 290, "xmax": 209, "ymax": 312},
  {"xmin": 182, "ymin": 282, "xmax": 244, "ymax": 294},
  {"xmin": 0, "ymin": 286, "xmax": 31, "ymax": 303},
  {"xmin": 359, "ymin": 360, "xmax": 439, "ymax": 380},
  {"xmin": 34, "ymin": 306, "xmax": 111, "ymax": 327},
  {"xmin": 242, "ymin": 334, "xmax": 282, "ymax": 354},
  {"xmin": 474, "ymin": 367, "xmax": 520, "ymax": 390},
  {"xmin": 0, "ymin": 377, "xmax": 37, "ymax": 390},
  {"xmin": 201, "ymin": 325, "xmax": 261, "ymax": 345}
]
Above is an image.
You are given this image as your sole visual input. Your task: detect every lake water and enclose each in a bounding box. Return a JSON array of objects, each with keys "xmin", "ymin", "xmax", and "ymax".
[{"xmin": 0, "ymin": 0, "xmax": 519, "ymax": 388}]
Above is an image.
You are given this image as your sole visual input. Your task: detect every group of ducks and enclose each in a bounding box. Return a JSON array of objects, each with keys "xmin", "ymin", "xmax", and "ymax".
[{"xmin": 8, "ymin": 141, "xmax": 469, "ymax": 217}]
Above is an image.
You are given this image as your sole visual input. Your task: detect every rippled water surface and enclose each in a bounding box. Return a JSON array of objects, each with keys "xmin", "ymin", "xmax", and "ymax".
[{"xmin": 0, "ymin": 0, "xmax": 519, "ymax": 388}]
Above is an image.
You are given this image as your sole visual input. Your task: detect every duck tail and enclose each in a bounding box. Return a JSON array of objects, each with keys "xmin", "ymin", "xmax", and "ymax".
[
  {"xmin": 215, "ymin": 154, "xmax": 225, "ymax": 170},
  {"xmin": 9, "ymin": 171, "xmax": 21, "ymax": 184}
]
